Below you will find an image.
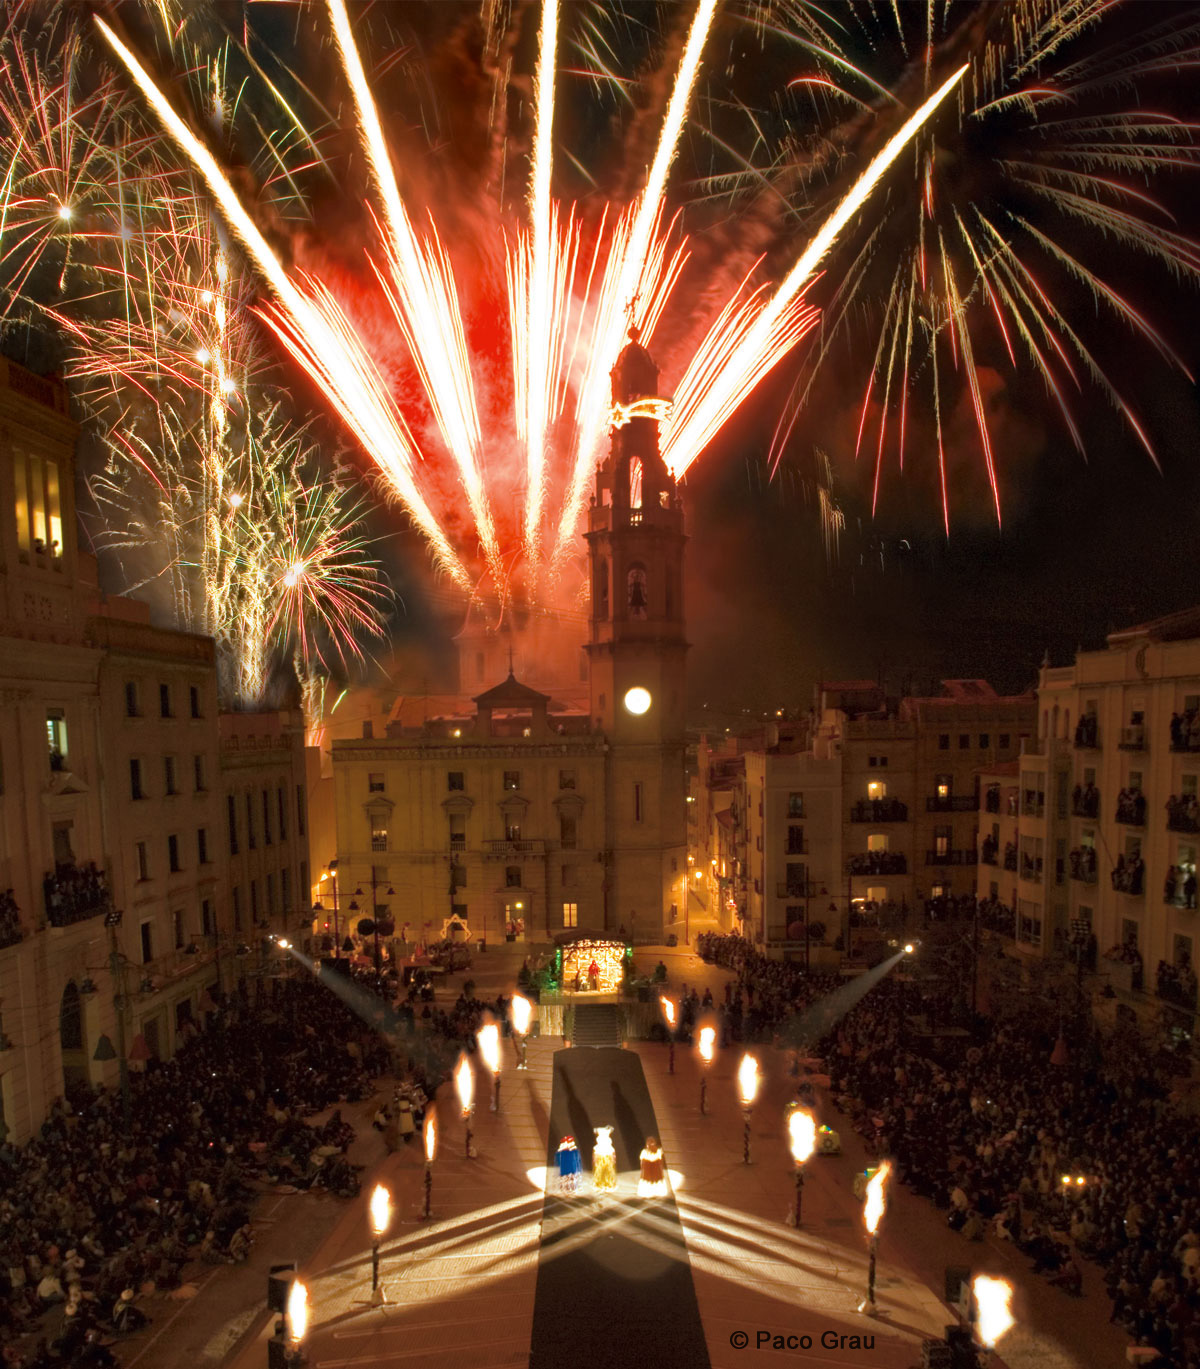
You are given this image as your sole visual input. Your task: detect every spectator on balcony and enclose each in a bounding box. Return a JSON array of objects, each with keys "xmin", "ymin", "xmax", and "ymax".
[
  {"xmin": 1003, "ymin": 841, "xmax": 1018, "ymax": 871},
  {"xmin": 1165, "ymin": 794, "xmax": 1200, "ymax": 833},
  {"xmin": 1071, "ymin": 782, "xmax": 1100, "ymax": 818},
  {"xmin": 1111, "ymin": 854, "xmax": 1145, "ymax": 896},
  {"xmin": 1074, "ymin": 713, "xmax": 1099, "ymax": 748},
  {"xmin": 1186, "ymin": 871, "xmax": 1198, "ymax": 910},
  {"xmin": 980, "ymin": 834, "xmax": 999, "ymax": 864},
  {"xmin": 1116, "ymin": 788, "xmax": 1146, "ymax": 826},
  {"xmin": 1069, "ymin": 847, "xmax": 1097, "ymax": 882},
  {"xmin": 0, "ymin": 891, "xmax": 20, "ymax": 949},
  {"xmin": 1165, "ymin": 866, "xmax": 1178, "ymax": 906},
  {"xmin": 42, "ymin": 863, "xmax": 108, "ymax": 928}
]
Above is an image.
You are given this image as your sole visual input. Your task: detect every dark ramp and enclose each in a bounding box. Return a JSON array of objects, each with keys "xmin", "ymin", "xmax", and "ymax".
[
  {"xmin": 571, "ymin": 1003, "xmax": 623, "ymax": 1047},
  {"xmin": 529, "ymin": 1047, "xmax": 711, "ymax": 1369}
]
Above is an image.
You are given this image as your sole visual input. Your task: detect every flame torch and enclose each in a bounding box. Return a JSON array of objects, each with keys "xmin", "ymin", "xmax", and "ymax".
[
  {"xmin": 698, "ymin": 1024, "xmax": 716, "ymax": 1115},
  {"xmin": 787, "ymin": 1107, "xmax": 817, "ymax": 1228},
  {"xmin": 424, "ymin": 1111, "xmax": 437, "ymax": 1221},
  {"xmin": 455, "ymin": 1054, "xmax": 475, "ymax": 1159},
  {"xmin": 972, "ymin": 1275, "xmax": 1015, "ymax": 1364},
  {"xmin": 858, "ymin": 1161, "xmax": 892, "ymax": 1315},
  {"xmin": 738, "ymin": 1053, "xmax": 761, "ymax": 1165},
  {"xmin": 661, "ymin": 996, "xmax": 677, "ymax": 1074},
  {"xmin": 368, "ymin": 1183, "xmax": 390, "ymax": 1306},
  {"xmin": 511, "ymin": 993, "xmax": 533, "ymax": 1070},
  {"xmin": 479, "ymin": 1018, "xmax": 502, "ymax": 1112},
  {"xmin": 287, "ymin": 1278, "xmax": 308, "ymax": 1352}
]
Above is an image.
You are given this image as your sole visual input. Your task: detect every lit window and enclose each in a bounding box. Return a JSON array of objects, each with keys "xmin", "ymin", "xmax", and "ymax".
[{"xmin": 562, "ymin": 902, "xmax": 578, "ymax": 928}]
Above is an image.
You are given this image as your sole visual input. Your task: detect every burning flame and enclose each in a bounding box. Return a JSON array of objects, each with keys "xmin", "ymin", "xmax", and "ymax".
[
  {"xmin": 788, "ymin": 1108, "xmax": 817, "ymax": 1165},
  {"xmin": 511, "ymin": 993, "xmax": 533, "ymax": 1035},
  {"xmin": 369, "ymin": 1183, "xmax": 390, "ymax": 1238},
  {"xmin": 737, "ymin": 1052, "xmax": 760, "ymax": 1107},
  {"xmin": 698, "ymin": 1025, "xmax": 716, "ymax": 1063},
  {"xmin": 661, "ymin": 996, "xmax": 677, "ymax": 1026},
  {"xmin": 864, "ymin": 1161, "xmax": 892, "ymax": 1235},
  {"xmin": 287, "ymin": 1279, "xmax": 308, "ymax": 1344},
  {"xmin": 454, "ymin": 1054, "xmax": 474, "ymax": 1115},
  {"xmin": 478, "ymin": 1020, "xmax": 501, "ymax": 1075},
  {"xmin": 424, "ymin": 1109, "xmax": 437, "ymax": 1163},
  {"xmin": 972, "ymin": 1275, "xmax": 1014, "ymax": 1348}
]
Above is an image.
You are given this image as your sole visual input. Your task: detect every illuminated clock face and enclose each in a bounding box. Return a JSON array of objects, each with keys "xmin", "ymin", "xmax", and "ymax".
[{"xmin": 623, "ymin": 686, "xmax": 652, "ymax": 715}]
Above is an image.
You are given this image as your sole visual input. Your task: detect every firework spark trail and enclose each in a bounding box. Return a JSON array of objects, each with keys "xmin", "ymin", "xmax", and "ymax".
[
  {"xmin": 94, "ymin": 13, "xmax": 470, "ymax": 590},
  {"xmin": 664, "ymin": 63, "xmax": 969, "ymax": 478},
  {"xmin": 326, "ymin": 0, "xmax": 501, "ymax": 586},
  {"xmin": 552, "ymin": 0, "xmax": 719, "ymax": 569}
]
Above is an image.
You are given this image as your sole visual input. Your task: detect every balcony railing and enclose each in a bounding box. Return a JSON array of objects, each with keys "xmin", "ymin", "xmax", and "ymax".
[
  {"xmin": 449, "ymin": 834, "xmax": 466, "ymax": 851},
  {"xmin": 1074, "ymin": 718, "xmax": 1100, "ymax": 749},
  {"xmin": 846, "ymin": 852, "xmax": 907, "ymax": 876},
  {"xmin": 1115, "ymin": 793, "xmax": 1146, "ymax": 827},
  {"xmin": 1118, "ymin": 726, "xmax": 1147, "ymax": 751},
  {"xmin": 1071, "ymin": 789, "xmax": 1100, "ymax": 819},
  {"xmin": 925, "ymin": 849, "xmax": 978, "ymax": 866},
  {"xmin": 1166, "ymin": 799, "xmax": 1200, "ymax": 834},
  {"xmin": 486, "ymin": 838, "xmax": 548, "ymax": 856},
  {"xmin": 925, "ymin": 795, "xmax": 977, "ymax": 813},
  {"xmin": 1019, "ymin": 857, "xmax": 1044, "ymax": 883},
  {"xmin": 1111, "ymin": 862, "xmax": 1145, "ymax": 896},
  {"xmin": 1068, "ymin": 849, "xmax": 1098, "ymax": 884},
  {"xmin": 850, "ymin": 798, "xmax": 908, "ymax": 823},
  {"xmin": 980, "ymin": 839, "xmax": 999, "ymax": 866},
  {"xmin": 43, "ymin": 863, "xmax": 112, "ymax": 928}
]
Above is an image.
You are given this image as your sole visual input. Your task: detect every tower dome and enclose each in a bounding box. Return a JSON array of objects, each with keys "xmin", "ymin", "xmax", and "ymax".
[{"xmin": 611, "ymin": 326, "xmax": 660, "ymax": 405}]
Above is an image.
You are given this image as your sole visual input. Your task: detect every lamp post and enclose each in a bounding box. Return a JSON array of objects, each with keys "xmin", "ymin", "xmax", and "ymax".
[
  {"xmin": 698, "ymin": 1024, "xmax": 715, "ymax": 1114},
  {"xmin": 858, "ymin": 1160, "xmax": 892, "ymax": 1315},
  {"xmin": 455, "ymin": 1054, "xmax": 475, "ymax": 1158},
  {"xmin": 787, "ymin": 1107, "xmax": 817, "ymax": 1227},
  {"xmin": 511, "ymin": 993, "xmax": 533, "ymax": 1070},
  {"xmin": 660, "ymin": 995, "xmax": 677, "ymax": 1074},
  {"xmin": 737, "ymin": 1052, "xmax": 760, "ymax": 1165},
  {"xmin": 479, "ymin": 1019, "xmax": 501, "ymax": 1112},
  {"xmin": 368, "ymin": 1184, "xmax": 390, "ymax": 1306},
  {"xmin": 319, "ymin": 860, "xmax": 341, "ymax": 958},
  {"xmin": 356, "ymin": 872, "xmax": 395, "ymax": 989},
  {"xmin": 971, "ymin": 1275, "xmax": 1014, "ymax": 1366},
  {"xmin": 422, "ymin": 1110, "xmax": 437, "ymax": 1220}
]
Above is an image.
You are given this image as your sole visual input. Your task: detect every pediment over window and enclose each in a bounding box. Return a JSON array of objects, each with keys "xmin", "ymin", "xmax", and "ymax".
[
  {"xmin": 441, "ymin": 794, "xmax": 475, "ymax": 817},
  {"xmin": 553, "ymin": 792, "xmax": 585, "ymax": 817},
  {"xmin": 499, "ymin": 794, "xmax": 530, "ymax": 819},
  {"xmin": 363, "ymin": 795, "xmax": 395, "ymax": 818}
]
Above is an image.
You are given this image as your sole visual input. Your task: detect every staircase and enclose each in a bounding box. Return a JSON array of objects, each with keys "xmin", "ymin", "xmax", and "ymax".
[{"xmin": 571, "ymin": 1003, "xmax": 623, "ymax": 1048}]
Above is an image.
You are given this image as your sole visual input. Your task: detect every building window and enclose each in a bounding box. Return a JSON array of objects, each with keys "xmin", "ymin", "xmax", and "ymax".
[
  {"xmin": 503, "ymin": 771, "xmax": 521, "ymax": 791},
  {"xmin": 936, "ymin": 776, "xmax": 951, "ymax": 800},
  {"xmin": 560, "ymin": 814, "xmax": 577, "ymax": 850},
  {"xmin": 866, "ymin": 833, "xmax": 889, "ymax": 853},
  {"xmin": 14, "ymin": 450, "xmax": 63, "ymax": 561},
  {"xmin": 159, "ymin": 683, "xmax": 172, "ymax": 718},
  {"xmin": 787, "ymin": 792, "xmax": 804, "ymax": 818},
  {"xmin": 369, "ymin": 772, "xmax": 386, "ymax": 793},
  {"xmin": 559, "ymin": 769, "xmax": 576, "ymax": 790},
  {"xmin": 281, "ymin": 868, "xmax": 290, "ymax": 911},
  {"xmin": 193, "ymin": 754, "xmax": 206, "ymax": 792},
  {"xmin": 999, "ymin": 734, "xmax": 1011, "ymax": 749},
  {"xmin": 634, "ymin": 782, "xmax": 644, "ymax": 823},
  {"xmin": 867, "ymin": 780, "xmax": 887, "ymax": 800},
  {"xmin": 172, "ymin": 908, "xmax": 184, "ymax": 950},
  {"xmin": 202, "ymin": 899, "xmax": 215, "ymax": 938},
  {"xmin": 300, "ymin": 860, "xmax": 308, "ymax": 902},
  {"xmin": 168, "ymin": 834, "xmax": 180, "ymax": 873},
  {"xmin": 197, "ymin": 828, "xmax": 209, "ymax": 865},
  {"xmin": 164, "ymin": 755, "xmax": 178, "ymax": 795},
  {"xmin": 227, "ymin": 795, "xmax": 239, "ymax": 855},
  {"xmin": 958, "ymin": 734, "xmax": 969, "ymax": 749},
  {"xmin": 130, "ymin": 758, "xmax": 145, "ymax": 801},
  {"xmin": 136, "ymin": 841, "xmax": 149, "ymax": 882},
  {"xmin": 505, "ymin": 865, "xmax": 522, "ymax": 888},
  {"xmin": 46, "ymin": 710, "xmax": 67, "ymax": 769},
  {"xmin": 277, "ymin": 786, "xmax": 287, "ymax": 840},
  {"xmin": 371, "ymin": 823, "xmax": 388, "ymax": 852},
  {"xmin": 979, "ymin": 734, "xmax": 990, "ymax": 749},
  {"xmin": 250, "ymin": 880, "xmax": 258, "ymax": 921},
  {"xmin": 267, "ymin": 873, "xmax": 276, "ymax": 915},
  {"xmin": 448, "ymin": 771, "xmax": 465, "ymax": 792},
  {"xmin": 938, "ymin": 734, "xmax": 950, "ymax": 750},
  {"xmin": 125, "ymin": 681, "xmax": 140, "ymax": 717},
  {"xmin": 449, "ymin": 815, "xmax": 466, "ymax": 851},
  {"xmin": 296, "ymin": 785, "xmax": 306, "ymax": 836},
  {"xmin": 232, "ymin": 886, "xmax": 242, "ymax": 932},
  {"xmin": 140, "ymin": 921, "xmax": 153, "ymax": 964},
  {"xmin": 189, "ymin": 685, "xmax": 201, "ymax": 719},
  {"xmin": 450, "ymin": 862, "xmax": 466, "ymax": 891},
  {"xmin": 562, "ymin": 901, "xmax": 578, "ymax": 928},
  {"xmin": 786, "ymin": 825, "xmax": 805, "ymax": 854},
  {"xmin": 262, "ymin": 790, "xmax": 272, "ymax": 845},
  {"xmin": 935, "ymin": 825, "xmax": 951, "ymax": 857},
  {"xmin": 246, "ymin": 794, "xmax": 256, "ymax": 849}
]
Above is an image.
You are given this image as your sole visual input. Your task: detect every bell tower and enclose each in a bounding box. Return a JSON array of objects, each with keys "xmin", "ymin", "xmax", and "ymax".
[{"xmin": 585, "ymin": 329, "xmax": 688, "ymax": 939}]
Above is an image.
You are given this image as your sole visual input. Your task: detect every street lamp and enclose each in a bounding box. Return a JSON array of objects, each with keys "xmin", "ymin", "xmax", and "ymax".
[
  {"xmin": 737, "ymin": 1052, "xmax": 760, "ymax": 1165},
  {"xmin": 318, "ymin": 860, "xmax": 341, "ymax": 958},
  {"xmin": 971, "ymin": 1275, "xmax": 1014, "ymax": 1365},
  {"xmin": 455, "ymin": 1053, "xmax": 475, "ymax": 1158},
  {"xmin": 858, "ymin": 1160, "xmax": 892, "ymax": 1315},
  {"xmin": 787, "ymin": 1107, "xmax": 817, "ymax": 1227},
  {"xmin": 511, "ymin": 993, "xmax": 533, "ymax": 1070},
  {"xmin": 660, "ymin": 995, "xmax": 677, "ymax": 1074},
  {"xmin": 422, "ymin": 1109, "xmax": 437, "ymax": 1220},
  {"xmin": 698, "ymin": 1024, "xmax": 716, "ymax": 1114},
  {"xmin": 479, "ymin": 1019, "xmax": 501, "ymax": 1112},
  {"xmin": 368, "ymin": 1184, "xmax": 390, "ymax": 1306}
]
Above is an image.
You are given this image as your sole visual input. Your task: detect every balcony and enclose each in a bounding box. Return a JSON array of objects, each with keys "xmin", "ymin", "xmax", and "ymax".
[
  {"xmin": 1019, "ymin": 857, "xmax": 1044, "ymax": 884},
  {"xmin": 1118, "ymin": 726, "xmax": 1146, "ymax": 752},
  {"xmin": 1155, "ymin": 964, "xmax": 1198, "ymax": 1012},
  {"xmin": 1068, "ymin": 848, "xmax": 1098, "ymax": 884},
  {"xmin": 43, "ymin": 863, "xmax": 112, "ymax": 928},
  {"xmin": 784, "ymin": 839, "xmax": 809, "ymax": 855},
  {"xmin": 850, "ymin": 798, "xmax": 908, "ymax": 822},
  {"xmin": 980, "ymin": 836, "xmax": 999, "ymax": 866},
  {"xmin": 1169, "ymin": 718, "xmax": 1200, "ymax": 753},
  {"xmin": 1111, "ymin": 860, "xmax": 1145, "ymax": 896},
  {"xmin": 449, "ymin": 834, "xmax": 466, "ymax": 852},
  {"xmin": 1115, "ymin": 791, "xmax": 1146, "ymax": 827},
  {"xmin": 983, "ymin": 788, "xmax": 1001, "ymax": 814},
  {"xmin": 1166, "ymin": 797, "xmax": 1200, "ymax": 834},
  {"xmin": 925, "ymin": 795, "xmax": 977, "ymax": 813},
  {"xmin": 486, "ymin": 838, "xmax": 548, "ymax": 856},
  {"xmin": 846, "ymin": 852, "xmax": 907, "ymax": 876},
  {"xmin": 925, "ymin": 849, "xmax": 978, "ymax": 867},
  {"xmin": 1003, "ymin": 845, "xmax": 1018, "ymax": 871},
  {"xmin": 1074, "ymin": 717, "xmax": 1100, "ymax": 750},
  {"xmin": 1070, "ymin": 786, "xmax": 1100, "ymax": 820}
]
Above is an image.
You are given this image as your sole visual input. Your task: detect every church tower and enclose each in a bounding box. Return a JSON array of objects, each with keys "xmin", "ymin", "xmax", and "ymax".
[{"xmin": 585, "ymin": 330, "xmax": 689, "ymax": 939}]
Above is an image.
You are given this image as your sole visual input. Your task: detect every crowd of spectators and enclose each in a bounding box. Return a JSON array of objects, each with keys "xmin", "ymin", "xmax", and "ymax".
[
  {"xmin": 695, "ymin": 934, "xmax": 842, "ymax": 1044},
  {"xmin": 846, "ymin": 851, "xmax": 906, "ymax": 876},
  {"xmin": 1111, "ymin": 854, "xmax": 1146, "ymax": 896},
  {"xmin": 0, "ymin": 965, "xmax": 493, "ymax": 1368},
  {"xmin": 42, "ymin": 867, "xmax": 108, "ymax": 930},
  {"xmin": 1116, "ymin": 788, "xmax": 1147, "ymax": 827},
  {"xmin": 0, "ymin": 891, "xmax": 21, "ymax": 950},
  {"xmin": 1155, "ymin": 958, "xmax": 1198, "ymax": 1010},
  {"xmin": 1169, "ymin": 711, "xmax": 1200, "ymax": 753},
  {"xmin": 827, "ymin": 978, "xmax": 1200, "ymax": 1368},
  {"xmin": 1166, "ymin": 795, "xmax": 1200, "ymax": 835},
  {"xmin": 1163, "ymin": 866, "xmax": 1198, "ymax": 910}
]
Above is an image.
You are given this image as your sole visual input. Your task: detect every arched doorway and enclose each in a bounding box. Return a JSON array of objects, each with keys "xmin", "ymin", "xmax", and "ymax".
[{"xmin": 59, "ymin": 981, "xmax": 88, "ymax": 1096}]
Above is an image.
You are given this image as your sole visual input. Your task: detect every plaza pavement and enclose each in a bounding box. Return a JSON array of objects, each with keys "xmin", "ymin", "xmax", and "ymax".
[{"xmin": 113, "ymin": 935, "xmax": 1134, "ymax": 1369}]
